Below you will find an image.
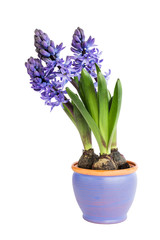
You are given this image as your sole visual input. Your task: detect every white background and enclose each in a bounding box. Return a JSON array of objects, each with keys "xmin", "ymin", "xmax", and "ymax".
[{"xmin": 0, "ymin": 0, "xmax": 160, "ymax": 239}]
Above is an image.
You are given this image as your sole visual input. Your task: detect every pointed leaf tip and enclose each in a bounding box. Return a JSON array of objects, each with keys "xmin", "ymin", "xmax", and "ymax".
[{"xmin": 95, "ymin": 63, "xmax": 101, "ymax": 73}]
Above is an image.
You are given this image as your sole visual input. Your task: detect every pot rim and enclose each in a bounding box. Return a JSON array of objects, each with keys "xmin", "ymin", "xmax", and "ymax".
[{"xmin": 72, "ymin": 161, "xmax": 138, "ymax": 176}]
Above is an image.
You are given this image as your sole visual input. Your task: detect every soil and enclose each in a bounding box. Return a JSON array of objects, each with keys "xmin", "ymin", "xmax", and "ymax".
[
  {"xmin": 111, "ymin": 148, "xmax": 130, "ymax": 169},
  {"xmin": 118, "ymin": 162, "xmax": 130, "ymax": 169},
  {"xmin": 92, "ymin": 154, "xmax": 118, "ymax": 170},
  {"xmin": 78, "ymin": 149, "xmax": 98, "ymax": 169}
]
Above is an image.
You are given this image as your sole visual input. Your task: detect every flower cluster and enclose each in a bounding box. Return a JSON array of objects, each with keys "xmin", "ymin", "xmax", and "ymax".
[
  {"xmin": 34, "ymin": 29, "xmax": 64, "ymax": 63},
  {"xmin": 25, "ymin": 29, "xmax": 71, "ymax": 110},
  {"xmin": 41, "ymin": 84, "xmax": 68, "ymax": 110},
  {"xmin": 25, "ymin": 27, "xmax": 110, "ymax": 110},
  {"xmin": 25, "ymin": 57, "xmax": 48, "ymax": 91},
  {"xmin": 25, "ymin": 56, "xmax": 68, "ymax": 109},
  {"xmin": 71, "ymin": 27, "xmax": 106, "ymax": 79}
]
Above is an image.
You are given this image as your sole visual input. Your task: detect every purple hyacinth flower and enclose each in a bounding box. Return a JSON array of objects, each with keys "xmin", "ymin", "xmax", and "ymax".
[
  {"xmin": 71, "ymin": 27, "xmax": 95, "ymax": 55},
  {"xmin": 56, "ymin": 57, "xmax": 74, "ymax": 84},
  {"xmin": 71, "ymin": 27, "xmax": 85, "ymax": 53},
  {"xmin": 41, "ymin": 82, "xmax": 68, "ymax": 111},
  {"xmin": 25, "ymin": 57, "xmax": 49, "ymax": 91},
  {"xmin": 34, "ymin": 29, "xmax": 65, "ymax": 62},
  {"xmin": 71, "ymin": 27, "xmax": 106, "ymax": 79},
  {"xmin": 44, "ymin": 56, "xmax": 74, "ymax": 89},
  {"xmin": 25, "ymin": 56, "xmax": 71, "ymax": 110},
  {"xmin": 25, "ymin": 57, "xmax": 44, "ymax": 78},
  {"xmin": 39, "ymin": 57, "xmax": 74, "ymax": 111}
]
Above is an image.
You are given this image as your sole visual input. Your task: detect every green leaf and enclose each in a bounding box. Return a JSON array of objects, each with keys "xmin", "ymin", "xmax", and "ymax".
[
  {"xmin": 80, "ymin": 69, "xmax": 99, "ymax": 126},
  {"xmin": 109, "ymin": 95, "xmax": 117, "ymax": 149},
  {"xmin": 66, "ymin": 87, "xmax": 107, "ymax": 154},
  {"xmin": 78, "ymin": 80, "xmax": 87, "ymax": 106},
  {"xmin": 108, "ymin": 90, "xmax": 111, "ymax": 102},
  {"xmin": 111, "ymin": 128, "xmax": 117, "ymax": 149},
  {"xmin": 108, "ymin": 79, "xmax": 122, "ymax": 150},
  {"xmin": 109, "ymin": 96, "xmax": 113, "ymax": 111},
  {"xmin": 73, "ymin": 103, "xmax": 92, "ymax": 150},
  {"xmin": 96, "ymin": 65, "xmax": 109, "ymax": 147},
  {"xmin": 109, "ymin": 94, "xmax": 117, "ymax": 149}
]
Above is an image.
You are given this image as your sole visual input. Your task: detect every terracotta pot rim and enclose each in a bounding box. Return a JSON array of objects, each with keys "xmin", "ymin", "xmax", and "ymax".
[{"xmin": 72, "ymin": 161, "xmax": 138, "ymax": 176}]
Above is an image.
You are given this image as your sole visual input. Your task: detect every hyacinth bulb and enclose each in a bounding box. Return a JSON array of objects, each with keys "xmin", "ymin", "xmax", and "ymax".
[
  {"xmin": 111, "ymin": 149, "xmax": 130, "ymax": 169},
  {"xmin": 78, "ymin": 149, "xmax": 98, "ymax": 169},
  {"xmin": 92, "ymin": 154, "xmax": 118, "ymax": 170}
]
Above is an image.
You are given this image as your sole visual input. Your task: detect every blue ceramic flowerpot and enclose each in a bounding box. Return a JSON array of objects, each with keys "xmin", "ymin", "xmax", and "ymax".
[{"xmin": 72, "ymin": 161, "xmax": 137, "ymax": 224}]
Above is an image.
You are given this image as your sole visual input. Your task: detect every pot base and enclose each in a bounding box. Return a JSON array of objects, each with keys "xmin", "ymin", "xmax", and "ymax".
[{"xmin": 83, "ymin": 214, "xmax": 127, "ymax": 224}]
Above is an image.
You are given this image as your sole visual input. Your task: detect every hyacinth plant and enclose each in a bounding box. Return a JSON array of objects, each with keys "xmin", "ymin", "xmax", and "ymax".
[{"xmin": 25, "ymin": 27, "xmax": 130, "ymax": 170}]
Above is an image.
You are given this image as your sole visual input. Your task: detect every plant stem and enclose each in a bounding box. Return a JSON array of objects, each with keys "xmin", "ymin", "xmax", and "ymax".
[
  {"xmin": 70, "ymin": 78, "xmax": 78, "ymax": 90},
  {"xmin": 64, "ymin": 97, "xmax": 74, "ymax": 115}
]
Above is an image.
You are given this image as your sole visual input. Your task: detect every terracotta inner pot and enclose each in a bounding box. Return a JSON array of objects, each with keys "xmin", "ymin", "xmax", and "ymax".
[{"xmin": 72, "ymin": 161, "xmax": 138, "ymax": 176}]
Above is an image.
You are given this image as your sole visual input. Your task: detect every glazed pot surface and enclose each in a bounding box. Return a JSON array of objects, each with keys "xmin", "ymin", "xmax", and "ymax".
[{"xmin": 72, "ymin": 161, "xmax": 137, "ymax": 224}]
